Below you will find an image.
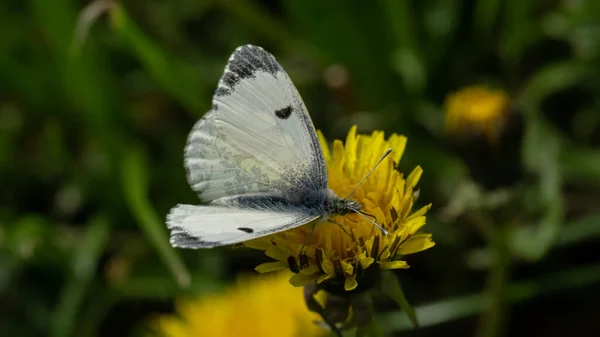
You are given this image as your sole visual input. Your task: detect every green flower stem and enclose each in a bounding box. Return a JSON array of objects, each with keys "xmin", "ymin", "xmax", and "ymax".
[
  {"xmin": 380, "ymin": 270, "xmax": 418, "ymax": 328},
  {"xmin": 477, "ymin": 226, "xmax": 510, "ymax": 337},
  {"xmin": 351, "ymin": 292, "xmax": 383, "ymax": 337}
]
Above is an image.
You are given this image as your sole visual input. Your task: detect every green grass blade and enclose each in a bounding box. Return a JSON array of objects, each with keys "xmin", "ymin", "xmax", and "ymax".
[
  {"xmin": 518, "ymin": 61, "xmax": 587, "ymax": 111},
  {"xmin": 121, "ymin": 145, "xmax": 191, "ymax": 288},
  {"xmin": 52, "ymin": 215, "xmax": 111, "ymax": 337},
  {"xmin": 109, "ymin": 3, "xmax": 207, "ymax": 115},
  {"xmin": 380, "ymin": 263, "xmax": 600, "ymax": 332}
]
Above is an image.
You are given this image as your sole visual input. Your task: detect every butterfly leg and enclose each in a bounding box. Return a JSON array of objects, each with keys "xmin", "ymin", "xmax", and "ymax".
[
  {"xmin": 298, "ymin": 219, "xmax": 350, "ymax": 257},
  {"xmin": 303, "ymin": 221, "xmax": 318, "ymax": 245},
  {"xmin": 298, "ymin": 221, "xmax": 318, "ymax": 258},
  {"xmin": 327, "ymin": 218, "xmax": 351, "ymax": 238}
]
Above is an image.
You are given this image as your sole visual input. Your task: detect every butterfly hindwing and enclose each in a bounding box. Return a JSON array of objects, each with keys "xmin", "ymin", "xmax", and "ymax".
[
  {"xmin": 185, "ymin": 45, "xmax": 327, "ymax": 202},
  {"xmin": 167, "ymin": 203, "xmax": 319, "ymax": 248}
]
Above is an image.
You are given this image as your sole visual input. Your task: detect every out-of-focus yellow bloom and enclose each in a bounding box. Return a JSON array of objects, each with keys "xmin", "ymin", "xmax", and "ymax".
[
  {"xmin": 245, "ymin": 126, "xmax": 434, "ymax": 292},
  {"xmin": 150, "ymin": 272, "xmax": 325, "ymax": 337},
  {"xmin": 445, "ymin": 85, "xmax": 510, "ymax": 142}
]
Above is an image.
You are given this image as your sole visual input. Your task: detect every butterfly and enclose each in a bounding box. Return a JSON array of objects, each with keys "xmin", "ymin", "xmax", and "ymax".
[{"xmin": 166, "ymin": 45, "xmax": 389, "ymax": 249}]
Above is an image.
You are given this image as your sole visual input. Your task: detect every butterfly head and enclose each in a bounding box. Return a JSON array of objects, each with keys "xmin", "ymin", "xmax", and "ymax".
[
  {"xmin": 321, "ymin": 189, "xmax": 388, "ymax": 235},
  {"xmin": 326, "ymin": 193, "xmax": 362, "ymax": 216}
]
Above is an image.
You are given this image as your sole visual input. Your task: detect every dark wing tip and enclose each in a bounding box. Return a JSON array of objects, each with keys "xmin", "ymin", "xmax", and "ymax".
[
  {"xmin": 232, "ymin": 44, "xmax": 265, "ymax": 55},
  {"xmin": 215, "ymin": 45, "xmax": 283, "ymax": 97}
]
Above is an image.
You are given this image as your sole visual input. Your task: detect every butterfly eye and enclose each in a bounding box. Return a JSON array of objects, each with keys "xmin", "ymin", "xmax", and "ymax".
[{"xmin": 274, "ymin": 105, "xmax": 292, "ymax": 119}]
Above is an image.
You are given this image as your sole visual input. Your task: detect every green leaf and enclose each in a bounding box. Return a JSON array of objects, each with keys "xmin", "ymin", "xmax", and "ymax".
[
  {"xmin": 121, "ymin": 145, "xmax": 191, "ymax": 288},
  {"xmin": 560, "ymin": 145, "xmax": 600, "ymax": 185},
  {"xmin": 469, "ymin": 212, "xmax": 600, "ymax": 269},
  {"xmin": 521, "ymin": 114, "xmax": 561, "ymax": 173},
  {"xmin": 380, "ymin": 270, "xmax": 419, "ymax": 328},
  {"xmin": 512, "ymin": 113, "xmax": 564, "ymax": 261},
  {"xmin": 518, "ymin": 61, "xmax": 587, "ymax": 111},
  {"xmin": 52, "ymin": 214, "xmax": 111, "ymax": 337},
  {"xmin": 556, "ymin": 212, "xmax": 600, "ymax": 247},
  {"xmin": 379, "ymin": 263, "xmax": 600, "ymax": 333}
]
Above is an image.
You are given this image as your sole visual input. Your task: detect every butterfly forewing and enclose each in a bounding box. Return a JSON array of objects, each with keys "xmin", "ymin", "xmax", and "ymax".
[{"xmin": 185, "ymin": 45, "xmax": 327, "ymax": 202}]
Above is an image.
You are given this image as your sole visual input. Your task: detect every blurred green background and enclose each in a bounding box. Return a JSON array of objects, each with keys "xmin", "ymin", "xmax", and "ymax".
[{"xmin": 2, "ymin": 0, "xmax": 600, "ymax": 336}]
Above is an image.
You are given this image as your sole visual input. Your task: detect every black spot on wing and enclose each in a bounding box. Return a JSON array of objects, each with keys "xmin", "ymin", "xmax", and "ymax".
[
  {"xmin": 237, "ymin": 227, "xmax": 254, "ymax": 233},
  {"xmin": 275, "ymin": 106, "xmax": 292, "ymax": 119},
  {"xmin": 215, "ymin": 45, "xmax": 283, "ymax": 97}
]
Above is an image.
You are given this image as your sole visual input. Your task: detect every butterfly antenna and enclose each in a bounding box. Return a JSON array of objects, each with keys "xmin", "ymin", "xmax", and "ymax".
[
  {"xmin": 353, "ymin": 210, "xmax": 388, "ymax": 235},
  {"xmin": 345, "ymin": 148, "xmax": 393, "ymax": 200}
]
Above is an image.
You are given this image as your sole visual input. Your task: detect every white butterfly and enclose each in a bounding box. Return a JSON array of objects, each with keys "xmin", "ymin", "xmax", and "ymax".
[{"xmin": 167, "ymin": 45, "xmax": 387, "ymax": 249}]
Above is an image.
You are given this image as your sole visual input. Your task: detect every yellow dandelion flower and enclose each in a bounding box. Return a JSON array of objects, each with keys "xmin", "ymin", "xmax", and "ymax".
[
  {"xmin": 444, "ymin": 85, "xmax": 510, "ymax": 142},
  {"xmin": 150, "ymin": 272, "xmax": 325, "ymax": 337},
  {"xmin": 245, "ymin": 126, "xmax": 434, "ymax": 292}
]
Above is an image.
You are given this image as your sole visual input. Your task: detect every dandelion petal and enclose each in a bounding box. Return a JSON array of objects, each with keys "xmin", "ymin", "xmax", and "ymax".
[
  {"xmin": 255, "ymin": 261, "xmax": 287, "ymax": 273},
  {"xmin": 344, "ymin": 275, "xmax": 358, "ymax": 291},
  {"xmin": 379, "ymin": 260, "xmax": 409, "ymax": 270},
  {"xmin": 398, "ymin": 233, "xmax": 435, "ymax": 255},
  {"xmin": 289, "ymin": 272, "xmax": 320, "ymax": 287}
]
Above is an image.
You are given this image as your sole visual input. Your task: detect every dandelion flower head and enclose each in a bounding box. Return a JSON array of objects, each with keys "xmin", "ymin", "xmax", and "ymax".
[
  {"xmin": 150, "ymin": 272, "xmax": 324, "ymax": 337},
  {"xmin": 445, "ymin": 85, "xmax": 510, "ymax": 142},
  {"xmin": 245, "ymin": 126, "xmax": 434, "ymax": 292}
]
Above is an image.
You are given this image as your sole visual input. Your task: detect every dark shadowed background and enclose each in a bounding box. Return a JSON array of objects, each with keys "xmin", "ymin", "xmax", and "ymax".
[{"xmin": 2, "ymin": 0, "xmax": 600, "ymax": 336}]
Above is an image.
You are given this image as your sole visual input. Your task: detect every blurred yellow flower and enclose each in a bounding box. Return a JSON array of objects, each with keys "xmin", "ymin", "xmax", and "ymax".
[
  {"xmin": 444, "ymin": 85, "xmax": 510, "ymax": 142},
  {"xmin": 245, "ymin": 126, "xmax": 434, "ymax": 292},
  {"xmin": 150, "ymin": 272, "xmax": 325, "ymax": 337}
]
